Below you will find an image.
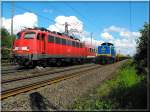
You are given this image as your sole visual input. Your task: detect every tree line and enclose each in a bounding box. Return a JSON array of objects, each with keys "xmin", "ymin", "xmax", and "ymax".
[{"xmin": 134, "ymin": 22, "xmax": 149, "ymax": 75}]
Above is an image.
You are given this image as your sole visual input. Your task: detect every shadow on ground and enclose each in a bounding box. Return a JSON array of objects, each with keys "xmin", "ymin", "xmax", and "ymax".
[{"xmin": 29, "ymin": 92, "xmax": 60, "ymax": 111}]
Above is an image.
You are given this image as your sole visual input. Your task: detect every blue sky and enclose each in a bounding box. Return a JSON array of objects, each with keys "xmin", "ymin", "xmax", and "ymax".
[
  {"xmin": 2, "ymin": 2, "xmax": 148, "ymax": 33},
  {"xmin": 1, "ymin": 1, "xmax": 149, "ymax": 55}
]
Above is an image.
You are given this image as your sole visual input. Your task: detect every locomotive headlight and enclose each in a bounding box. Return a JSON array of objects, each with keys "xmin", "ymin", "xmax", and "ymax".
[
  {"xmin": 14, "ymin": 47, "xmax": 19, "ymax": 50},
  {"xmin": 22, "ymin": 46, "xmax": 29, "ymax": 51}
]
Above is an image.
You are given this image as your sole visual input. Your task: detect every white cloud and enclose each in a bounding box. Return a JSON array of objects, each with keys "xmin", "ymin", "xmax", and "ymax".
[
  {"xmin": 104, "ymin": 25, "xmax": 141, "ymax": 39},
  {"xmin": 104, "ymin": 25, "xmax": 125, "ymax": 32},
  {"xmin": 1, "ymin": 12, "xmax": 38, "ymax": 34},
  {"xmin": 132, "ymin": 32, "xmax": 141, "ymax": 37},
  {"xmin": 101, "ymin": 32, "xmax": 114, "ymax": 40},
  {"xmin": 120, "ymin": 31, "xmax": 131, "ymax": 37},
  {"xmin": 79, "ymin": 31, "xmax": 104, "ymax": 47},
  {"xmin": 120, "ymin": 31, "xmax": 141, "ymax": 38},
  {"xmin": 108, "ymin": 38, "xmax": 137, "ymax": 56},
  {"xmin": 100, "ymin": 25, "xmax": 141, "ymax": 56},
  {"xmin": 48, "ymin": 16, "xmax": 83, "ymax": 33}
]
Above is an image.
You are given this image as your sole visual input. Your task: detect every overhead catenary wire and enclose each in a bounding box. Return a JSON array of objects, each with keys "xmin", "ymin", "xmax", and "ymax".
[
  {"xmin": 64, "ymin": 2, "xmax": 90, "ymax": 29},
  {"xmin": 13, "ymin": 4, "xmax": 96, "ymax": 44},
  {"xmin": 48, "ymin": 4, "xmax": 84, "ymax": 34},
  {"xmin": 64, "ymin": 2, "xmax": 100, "ymax": 31},
  {"xmin": 64, "ymin": 3, "xmax": 97, "ymax": 44},
  {"xmin": 14, "ymin": 5, "xmax": 62, "ymax": 32},
  {"xmin": 15, "ymin": 4, "xmax": 82, "ymax": 36}
]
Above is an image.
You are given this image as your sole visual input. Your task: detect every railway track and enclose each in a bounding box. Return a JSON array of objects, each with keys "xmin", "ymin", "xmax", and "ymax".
[
  {"xmin": 2, "ymin": 64, "xmax": 59, "ymax": 75},
  {"xmin": 1, "ymin": 68, "xmax": 25, "ymax": 74},
  {"xmin": 1, "ymin": 66, "xmax": 27, "ymax": 75},
  {"xmin": 2, "ymin": 64, "xmax": 95, "ymax": 83},
  {"xmin": 1, "ymin": 63, "xmax": 17, "ymax": 66},
  {"xmin": 1, "ymin": 64, "xmax": 101, "ymax": 100}
]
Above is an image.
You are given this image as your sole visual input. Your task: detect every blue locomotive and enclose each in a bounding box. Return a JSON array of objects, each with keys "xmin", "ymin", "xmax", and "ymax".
[{"xmin": 96, "ymin": 42, "xmax": 116, "ymax": 64}]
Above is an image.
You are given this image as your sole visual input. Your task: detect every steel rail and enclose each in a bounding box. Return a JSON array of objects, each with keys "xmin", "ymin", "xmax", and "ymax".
[
  {"xmin": 1, "ymin": 65, "xmax": 100, "ymax": 100},
  {"xmin": 2, "ymin": 64, "xmax": 96, "ymax": 84}
]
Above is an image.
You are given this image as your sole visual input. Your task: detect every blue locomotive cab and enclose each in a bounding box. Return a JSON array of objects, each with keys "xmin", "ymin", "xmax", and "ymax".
[{"xmin": 96, "ymin": 42, "xmax": 116, "ymax": 64}]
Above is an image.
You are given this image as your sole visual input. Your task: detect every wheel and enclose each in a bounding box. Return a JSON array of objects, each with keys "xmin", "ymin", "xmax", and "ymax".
[
  {"xmin": 56, "ymin": 60, "xmax": 62, "ymax": 66},
  {"xmin": 26, "ymin": 61, "xmax": 36, "ymax": 68}
]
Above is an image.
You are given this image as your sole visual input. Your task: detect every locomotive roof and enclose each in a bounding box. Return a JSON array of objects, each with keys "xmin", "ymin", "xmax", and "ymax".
[
  {"xmin": 101, "ymin": 42, "xmax": 114, "ymax": 46},
  {"xmin": 21, "ymin": 27, "xmax": 80, "ymax": 42}
]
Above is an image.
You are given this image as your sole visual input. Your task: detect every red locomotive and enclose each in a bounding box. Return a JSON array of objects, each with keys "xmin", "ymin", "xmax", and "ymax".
[{"xmin": 12, "ymin": 27, "xmax": 96, "ymax": 67}]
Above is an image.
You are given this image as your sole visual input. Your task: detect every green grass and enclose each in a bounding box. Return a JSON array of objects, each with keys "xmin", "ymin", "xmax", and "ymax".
[{"xmin": 70, "ymin": 60, "xmax": 147, "ymax": 110}]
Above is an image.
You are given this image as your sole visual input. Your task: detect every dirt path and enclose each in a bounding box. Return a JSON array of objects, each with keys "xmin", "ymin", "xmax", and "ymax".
[{"xmin": 1, "ymin": 60, "xmax": 127, "ymax": 111}]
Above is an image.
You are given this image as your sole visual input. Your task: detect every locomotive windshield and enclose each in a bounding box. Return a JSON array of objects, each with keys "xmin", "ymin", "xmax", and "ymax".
[
  {"xmin": 16, "ymin": 32, "xmax": 21, "ymax": 39},
  {"xmin": 24, "ymin": 32, "xmax": 36, "ymax": 39},
  {"xmin": 101, "ymin": 42, "xmax": 113, "ymax": 46}
]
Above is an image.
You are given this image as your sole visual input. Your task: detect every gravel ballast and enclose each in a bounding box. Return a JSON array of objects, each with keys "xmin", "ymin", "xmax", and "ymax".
[{"xmin": 1, "ymin": 60, "xmax": 127, "ymax": 111}]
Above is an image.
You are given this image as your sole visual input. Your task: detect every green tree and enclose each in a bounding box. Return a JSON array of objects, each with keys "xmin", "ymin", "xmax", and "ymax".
[
  {"xmin": 1, "ymin": 28, "xmax": 15, "ymax": 59},
  {"xmin": 134, "ymin": 22, "xmax": 149, "ymax": 74}
]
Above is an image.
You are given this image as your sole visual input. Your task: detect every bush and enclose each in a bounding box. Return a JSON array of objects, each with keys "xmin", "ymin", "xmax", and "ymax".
[{"xmin": 71, "ymin": 60, "xmax": 147, "ymax": 110}]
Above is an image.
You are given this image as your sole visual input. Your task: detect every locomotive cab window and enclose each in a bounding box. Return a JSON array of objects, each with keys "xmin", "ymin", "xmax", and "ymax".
[
  {"xmin": 24, "ymin": 32, "xmax": 36, "ymax": 39},
  {"xmin": 16, "ymin": 32, "xmax": 21, "ymax": 39}
]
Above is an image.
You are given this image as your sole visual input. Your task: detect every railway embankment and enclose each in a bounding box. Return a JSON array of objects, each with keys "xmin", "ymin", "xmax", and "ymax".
[
  {"xmin": 70, "ymin": 60, "xmax": 147, "ymax": 110},
  {"xmin": 2, "ymin": 60, "xmax": 127, "ymax": 111}
]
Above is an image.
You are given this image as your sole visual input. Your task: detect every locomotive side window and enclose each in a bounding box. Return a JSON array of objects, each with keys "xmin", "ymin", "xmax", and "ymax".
[
  {"xmin": 80, "ymin": 43, "xmax": 82, "ymax": 48},
  {"xmin": 60, "ymin": 38, "xmax": 62, "ymax": 45},
  {"xmin": 24, "ymin": 32, "xmax": 35, "ymax": 39},
  {"xmin": 67, "ymin": 40, "xmax": 72, "ymax": 46},
  {"xmin": 66, "ymin": 40, "xmax": 72, "ymax": 46},
  {"xmin": 62, "ymin": 38, "xmax": 66, "ymax": 45},
  {"xmin": 48, "ymin": 35, "xmax": 54, "ymax": 43},
  {"xmin": 78, "ymin": 43, "xmax": 80, "ymax": 48},
  {"xmin": 55, "ymin": 37, "xmax": 61, "ymax": 44},
  {"xmin": 66, "ymin": 40, "xmax": 68, "ymax": 46},
  {"xmin": 76, "ymin": 42, "xmax": 79, "ymax": 47},
  {"xmin": 72, "ymin": 41, "xmax": 75, "ymax": 47}
]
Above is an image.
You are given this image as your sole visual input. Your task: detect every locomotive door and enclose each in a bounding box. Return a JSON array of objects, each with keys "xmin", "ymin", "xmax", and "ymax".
[
  {"xmin": 41, "ymin": 33, "xmax": 46, "ymax": 54},
  {"xmin": 37, "ymin": 33, "xmax": 46, "ymax": 54}
]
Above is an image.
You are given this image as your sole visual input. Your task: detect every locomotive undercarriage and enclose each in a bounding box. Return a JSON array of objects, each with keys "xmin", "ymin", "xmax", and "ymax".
[
  {"xmin": 14, "ymin": 54, "xmax": 93, "ymax": 67},
  {"xmin": 95, "ymin": 56, "xmax": 115, "ymax": 64}
]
